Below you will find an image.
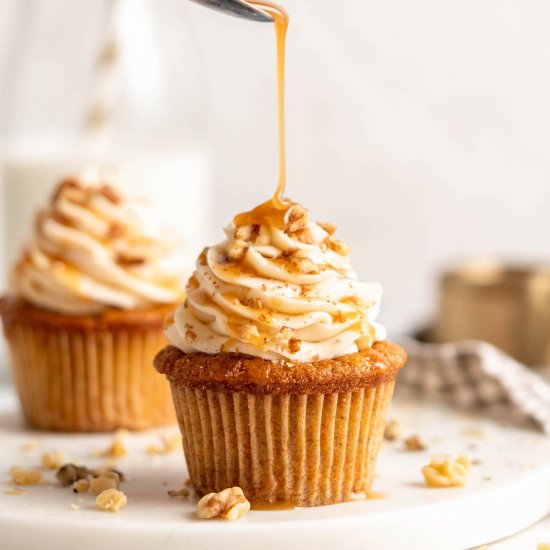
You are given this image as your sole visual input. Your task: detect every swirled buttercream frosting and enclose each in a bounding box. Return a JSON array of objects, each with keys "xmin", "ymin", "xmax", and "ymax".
[
  {"xmin": 166, "ymin": 200, "xmax": 385, "ymax": 362},
  {"xmin": 11, "ymin": 176, "xmax": 186, "ymax": 315}
]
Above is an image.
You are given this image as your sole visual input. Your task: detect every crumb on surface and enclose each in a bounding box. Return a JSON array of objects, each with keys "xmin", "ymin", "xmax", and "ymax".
[
  {"xmin": 10, "ymin": 466, "xmax": 42, "ymax": 486},
  {"xmin": 42, "ymin": 450, "xmax": 67, "ymax": 470},
  {"xmin": 404, "ymin": 434, "xmax": 427, "ymax": 451},
  {"xmin": 168, "ymin": 488, "xmax": 190, "ymax": 498},
  {"xmin": 96, "ymin": 488, "xmax": 127, "ymax": 512},
  {"xmin": 383, "ymin": 420, "xmax": 403, "ymax": 441},
  {"xmin": 146, "ymin": 434, "xmax": 182, "ymax": 456},
  {"xmin": 22, "ymin": 440, "xmax": 39, "ymax": 453},
  {"xmin": 73, "ymin": 479, "xmax": 90, "ymax": 494},
  {"xmin": 70, "ymin": 503, "xmax": 81, "ymax": 511},
  {"xmin": 94, "ymin": 432, "xmax": 128, "ymax": 459},
  {"xmin": 4, "ymin": 488, "xmax": 26, "ymax": 496},
  {"xmin": 422, "ymin": 454, "xmax": 471, "ymax": 488}
]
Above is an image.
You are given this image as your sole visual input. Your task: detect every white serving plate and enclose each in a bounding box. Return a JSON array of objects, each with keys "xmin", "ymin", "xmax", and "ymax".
[{"xmin": 1, "ymin": 387, "xmax": 549, "ymax": 550}]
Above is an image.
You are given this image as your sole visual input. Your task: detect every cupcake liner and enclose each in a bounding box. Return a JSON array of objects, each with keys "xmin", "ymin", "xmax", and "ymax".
[
  {"xmin": 3, "ymin": 307, "xmax": 175, "ymax": 432},
  {"xmin": 169, "ymin": 381, "xmax": 395, "ymax": 506}
]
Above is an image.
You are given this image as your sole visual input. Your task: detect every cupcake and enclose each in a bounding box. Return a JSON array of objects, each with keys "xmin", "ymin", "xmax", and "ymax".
[
  {"xmin": 1, "ymin": 175, "xmax": 187, "ymax": 431},
  {"xmin": 155, "ymin": 200, "xmax": 406, "ymax": 506}
]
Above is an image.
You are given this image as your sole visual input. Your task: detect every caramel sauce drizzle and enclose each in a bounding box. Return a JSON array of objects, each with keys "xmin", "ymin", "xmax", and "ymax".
[{"xmin": 233, "ymin": 1, "xmax": 292, "ymax": 229}]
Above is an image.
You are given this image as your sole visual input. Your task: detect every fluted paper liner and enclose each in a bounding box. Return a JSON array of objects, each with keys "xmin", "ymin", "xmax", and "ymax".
[
  {"xmin": 1, "ymin": 301, "xmax": 175, "ymax": 432},
  {"xmin": 170, "ymin": 382, "xmax": 395, "ymax": 506}
]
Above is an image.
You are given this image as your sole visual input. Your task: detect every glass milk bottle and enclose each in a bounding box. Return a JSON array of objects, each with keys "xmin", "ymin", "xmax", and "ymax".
[{"xmin": 0, "ymin": 0, "xmax": 213, "ymax": 375}]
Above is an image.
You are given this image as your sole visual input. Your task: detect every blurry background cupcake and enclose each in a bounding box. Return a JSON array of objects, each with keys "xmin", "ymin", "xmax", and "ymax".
[{"xmin": 0, "ymin": 173, "xmax": 188, "ymax": 431}]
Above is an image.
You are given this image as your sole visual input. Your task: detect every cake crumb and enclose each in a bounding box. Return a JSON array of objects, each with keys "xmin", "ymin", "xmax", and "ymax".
[
  {"xmin": 146, "ymin": 434, "xmax": 182, "ymax": 455},
  {"xmin": 197, "ymin": 487, "xmax": 250, "ymax": 520},
  {"xmin": 72, "ymin": 479, "xmax": 90, "ymax": 494},
  {"xmin": 10, "ymin": 466, "xmax": 42, "ymax": 486},
  {"xmin": 90, "ymin": 472, "xmax": 120, "ymax": 495},
  {"xmin": 404, "ymin": 435, "xmax": 427, "ymax": 451},
  {"xmin": 22, "ymin": 440, "xmax": 39, "ymax": 453},
  {"xmin": 42, "ymin": 450, "xmax": 67, "ymax": 470},
  {"xmin": 94, "ymin": 432, "xmax": 128, "ymax": 459},
  {"xmin": 383, "ymin": 420, "xmax": 403, "ymax": 441},
  {"xmin": 168, "ymin": 488, "xmax": 190, "ymax": 498},
  {"xmin": 96, "ymin": 488, "xmax": 127, "ymax": 512},
  {"xmin": 422, "ymin": 454, "xmax": 470, "ymax": 488},
  {"xmin": 4, "ymin": 488, "xmax": 26, "ymax": 496},
  {"xmin": 537, "ymin": 544, "xmax": 550, "ymax": 550},
  {"xmin": 70, "ymin": 503, "xmax": 81, "ymax": 511}
]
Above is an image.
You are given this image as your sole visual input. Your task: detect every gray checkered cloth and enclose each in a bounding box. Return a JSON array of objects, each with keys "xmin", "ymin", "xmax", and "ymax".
[{"xmin": 396, "ymin": 337, "xmax": 550, "ymax": 435}]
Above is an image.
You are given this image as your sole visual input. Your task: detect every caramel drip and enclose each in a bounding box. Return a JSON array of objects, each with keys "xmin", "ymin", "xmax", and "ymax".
[
  {"xmin": 233, "ymin": 1, "xmax": 291, "ymax": 229},
  {"xmin": 250, "ymin": 500, "xmax": 296, "ymax": 511}
]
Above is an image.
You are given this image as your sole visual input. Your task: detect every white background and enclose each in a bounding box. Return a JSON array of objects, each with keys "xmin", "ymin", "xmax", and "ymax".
[{"xmin": 2, "ymin": 0, "xmax": 550, "ymax": 335}]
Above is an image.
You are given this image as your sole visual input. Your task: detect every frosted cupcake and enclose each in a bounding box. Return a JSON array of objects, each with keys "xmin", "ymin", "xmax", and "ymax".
[
  {"xmin": 155, "ymin": 200, "xmax": 406, "ymax": 506},
  {"xmin": 1, "ymin": 175, "xmax": 187, "ymax": 431}
]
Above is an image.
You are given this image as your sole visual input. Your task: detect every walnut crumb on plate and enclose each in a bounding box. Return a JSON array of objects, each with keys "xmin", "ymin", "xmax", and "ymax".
[
  {"xmin": 197, "ymin": 487, "xmax": 250, "ymax": 520},
  {"xmin": 4, "ymin": 488, "xmax": 26, "ymax": 496},
  {"xmin": 96, "ymin": 488, "xmax": 127, "ymax": 512},
  {"xmin": 422, "ymin": 454, "xmax": 470, "ymax": 488},
  {"xmin": 42, "ymin": 450, "xmax": 67, "ymax": 470},
  {"xmin": 10, "ymin": 466, "xmax": 42, "ymax": 486}
]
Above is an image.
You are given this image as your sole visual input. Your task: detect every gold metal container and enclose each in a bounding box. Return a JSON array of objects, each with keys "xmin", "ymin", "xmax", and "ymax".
[{"xmin": 433, "ymin": 260, "xmax": 550, "ymax": 367}]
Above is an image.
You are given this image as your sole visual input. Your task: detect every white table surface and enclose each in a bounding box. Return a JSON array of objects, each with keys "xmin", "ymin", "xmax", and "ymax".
[{"xmin": 1, "ymin": 382, "xmax": 549, "ymax": 549}]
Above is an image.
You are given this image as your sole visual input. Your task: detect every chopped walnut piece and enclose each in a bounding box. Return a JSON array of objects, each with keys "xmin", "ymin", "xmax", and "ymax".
[
  {"xmin": 247, "ymin": 297, "xmax": 263, "ymax": 310},
  {"xmin": 116, "ymin": 253, "xmax": 145, "ymax": 267},
  {"xmin": 255, "ymin": 225, "xmax": 271, "ymax": 245},
  {"xmin": 185, "ymin": 329, "xmax": 197, "ymax": 344},
  {"xmin": 284, "ymin": 204, "xmax": 309, "ymax": 234},
  {"xmin": 289, "ymin": 255, "xmax": 320, "ymax": 275},
  {"xmin": 90, "ymin": 472, "xmax": 120, "ymax": 495},
  {"xmin": 99, "ymin": 185, "xmax": 121, "ymax": 204},
  {"xmin": 107, "ymin": 223, "xmax": 124, "ymax": 239},
  {"xmin": 383, "ymin": 420, "xmax": 403, "ymax": 441},
  {"xmin": 93, "ymin": 431, "xmax": 128, "ymax": 459},
  {"xmin": 42, "ymin": 450, "xmax": 67, "ymax": 470},
  {"xmin": 318, "ymin": 222, "xmax": 336, "ymax": 235},
  {"xmin": 234, "ymin": 225, "xmax": 252, "ymax": 241},
  {"xmin": 405, "ymin": 434, "xmax": 427, "ymax": 451},
  {"xmin": 422, "ymin": 454, "xmax": 470, "ymax": 488},
  {"xmin": 168, "ymin": 488, "xmax": 190, "ymax": 498},
  {"xmin": 281, "ymin": 247, "xmax": 299, "ymax": 258},
  {"xmin": 96, "ymin": 488, "xmax": 128, "ymax": 512},
  {"xmin": 238, "ymin": 324, "xmax": 260, "ymax": 340},
  {"xmin": 226, "ymin": 239, "xmax": 248, "ymax": 261},
  {"xmin": 291, "ymin": 228, "xmax": 314, "ymax": 245},
  {"xmin": 51, "ymin": 179, "xmax": 82, "ymax": 204},
  {"xmin": 11, "ymin": 466, "xmax": 42, "ymax": 486},
  {"xmin": 56, "ymin": 464, "xmax": 91, "ymax": 486},
  {"xmin": 326, "ymin": 236, "xmax": 351, "ymax": 256},
  {"xmin": 5, "ymin": 488, "xmax": 26, "ymax": 496},
  {"xmin": 146, "ymin": 434, "xmax": 182, "ymax": 455},
  {"xmin": 196, "ymin": 487, "xmax": 250, "ymax": 521},
  {"xmin": 198, "ymin": 247, "xmax": 209, "ymax": 266},
  {"xmin": 72, "ymin": 479, "xmax": 90, "ymax": 494},
  {"xmin": 288, "ymin": 338, "xmax": 302, "ymax": 354}
]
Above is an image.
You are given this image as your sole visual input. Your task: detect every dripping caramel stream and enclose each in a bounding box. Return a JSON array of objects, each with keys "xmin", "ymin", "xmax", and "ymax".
[{"xmin": 234, "ymin": 1, "xmax": 291, "ymax": 229}]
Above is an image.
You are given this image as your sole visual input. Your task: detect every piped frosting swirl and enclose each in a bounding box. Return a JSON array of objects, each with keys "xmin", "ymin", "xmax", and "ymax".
[
  {"xmin": 11, "ymin": 175, "xmax": 186, "ymax": 315},
  {"xmin": 166, "ymin": 201, "xmax": 385, "ymax": 362}
]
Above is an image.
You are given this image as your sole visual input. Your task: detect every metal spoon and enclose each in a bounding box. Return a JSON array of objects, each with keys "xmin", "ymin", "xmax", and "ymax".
[{"xmin": 189, "ymin": 0, "xmax": 274, "ymax": 22}]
